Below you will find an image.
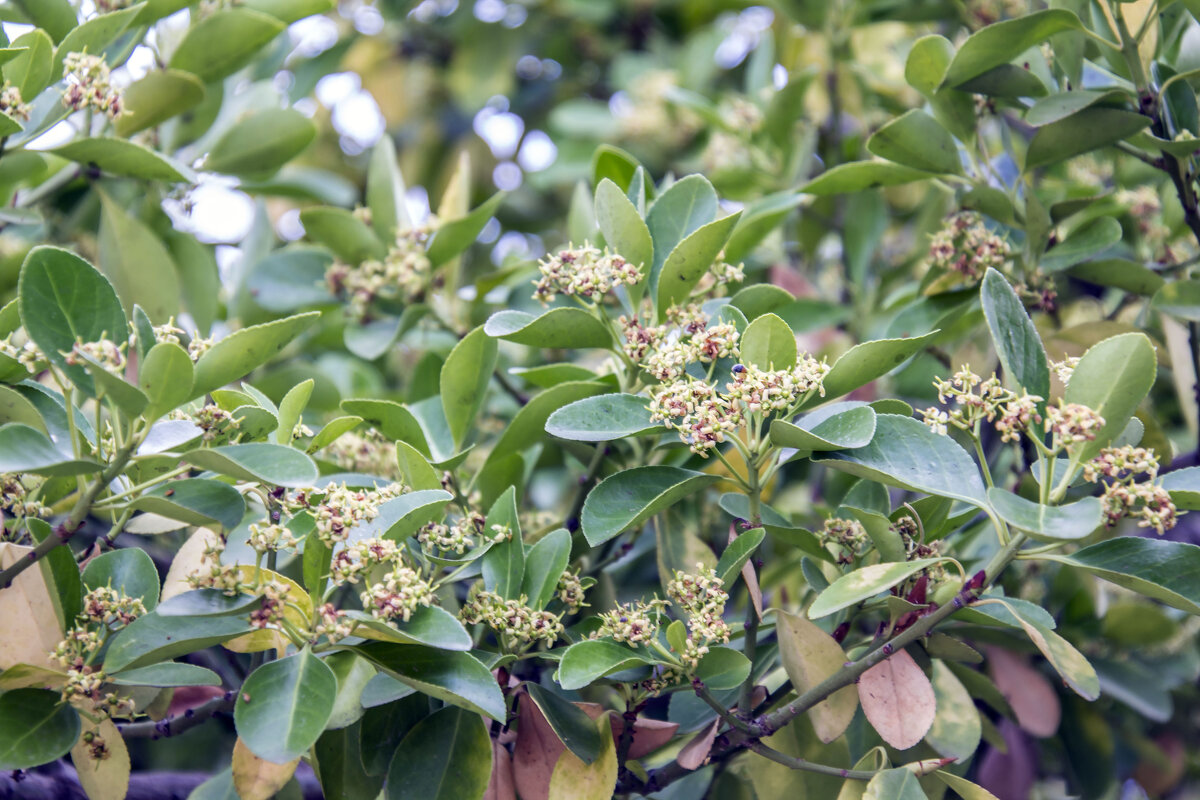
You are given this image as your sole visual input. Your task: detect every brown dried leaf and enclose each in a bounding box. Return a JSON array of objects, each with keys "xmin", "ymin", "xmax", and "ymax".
[
  {"xmin": 676, "ymin": 718, "xmax": 719, "ymax": 771},
  {"xmin": 71, "ymin": 719, "xmax": 130, "ymax": 800},
  {"xmin": 0, "ymin": 543, "xmax": 66, "ymax": 670},
  {"xmin": 232, "ymin": 737, "xmax": 299, "ymax": 800},
  {"xmin": 774, "ymin": 610, "xmax": 858, "ymax": 743},
  {"xmin": 858, "ymin": 648, "xmax": 936, "ymax": 750},
  {"xmin": 986, "ymin": 646, "xmax": 1060, "ymax": 738},
  {"xmin": 513, "ymin": 692, "xmax": 566, "ymax": 800},
  {"xmin": 485, "ymin": 740, "xmax": 517, "ymax": 800}
]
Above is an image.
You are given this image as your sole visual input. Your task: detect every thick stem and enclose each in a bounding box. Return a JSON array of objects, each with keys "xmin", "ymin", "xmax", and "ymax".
[
  {"xmin": 118, "ymin": 692, "xmax": 235, "ymax": 739},
  {"xmin": 746, "ymin": 741, "xmax": 879, "ymax": 780}
]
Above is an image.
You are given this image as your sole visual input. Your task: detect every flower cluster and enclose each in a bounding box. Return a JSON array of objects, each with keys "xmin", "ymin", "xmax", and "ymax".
[
  {"xmin": 186, "ymin": 534, "xmax": 244, "ymax": 595},
  {"xmin": 667, "ymin": 565, "xmax": 732, "ymax": 668},
  {"xmin": 927, "ymin": 212, "xmax": 1011, "ymax": 281},
  {"xmin": 0, "ymin": 473, "xmax": 49, "ymax": 520},
  {"xmin": 595, "ymin": 598, "xmax": 668, "ymax": 644},
  {"xmin": 361, "ymin": 565, "xmax": 436, "ymax": 622},
  {"xmin": 321, "ymin": 429, "xmax": 401, "ymax": 481},
  {"xmin": 1051, "ymin": 357, "xmax": 1080, "ymax": 386},
  {"xmin": 819, "ymin": 517, "xmax": 869, "ymax": 564},
  {"xmin": 532, "ymin": 243, "xmax": 642, "ymax": 304},
  {"xmin": 248, "ymin": 580, "xmax": 292, "ymax": 629},
  {"xmin": 287, "ymin": 482, "xmax": 405, "ymax": 548},
  {"xmin": 460, "ymin": 588, "xmax": 563, "ymax": 646},
  {"xmin": 419, "ymin": 511, "xmax": 486, "ymax": 554},
  {"xmin": 0, "ymin": 81, "xmax": 29, "ymax": 121},
  {"xmin": 313, "ymin": 602, "xmax": 353, "ymax": 642},
  {"xmin": 921, "ymin": 365, "xmax": 1043, "ymax": 443},
  {"xmin": 726, "ymin": 359, "xmax": 830, "ymax": 413},
  {"xmin": 247, "ymin": 521, "xmax": 300, "ymax": 554},
  {"xmin": 1083, "ymin": 445, "xmax": 1179, "ymax": 535},
  {"xmin": 556, "ymin": 570, "xmax": 588, "ymax": 614},
  {"xmin": 649, "ymin": 380, "xmax": 740, "ymax": 455},
  {"xmin": 50, "ymin": 587, "xmax": 145, "ymax": 721},
  {"xmin": 187, "ymin": 404, "xmax": 241, "ymax": 444},
  {"xmin": 325, "ymin": 224, "xmax": 435, "ymax": 321},
  {"xmin": 1044, "ymin": 401, "xmax": 1105, "ymax": 451},
  {"xmin": 330, "ymin": 537, "xmax": 401, "ymax": 585},
  {"xmin": 0, "ymin": 333, "xmax": 43, "ymax": 371},
  {"xmin": 62, "ymin": 52, "xmax": 124, "ymax": 119},
  {"xmin": 1117, "ymin": 186, "xmax": 1171, "ymax": 259},
  {"xmin": 63, "ymin": 337, "xmax": 125, "ymax": 371}
]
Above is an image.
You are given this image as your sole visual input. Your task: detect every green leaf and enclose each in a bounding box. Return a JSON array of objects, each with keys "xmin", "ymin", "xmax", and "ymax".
[
  {"xmin": 425, "ymin": 192, "xmax": 506, "ymax": 267},
  {"xmin": 299, "ymin": 207, "xmax": 386, "ymax": 264},
  {"xmin": 18, "ymin": 246, "xmax": 128, "ymax": 396},
  {"xmin": 645, "ymin": 175, "xmax": 718, "ymax": 281},
  {"xmin": 925, "ymin": 660, "xmax": 981, "ymax": 762},
  {"xmin": 353, "ymin": 643, "xmax": 506, "ymax": 720},
  {"xmin": 774, "ymin": 610, "xmax": 858, "ymax": 743},
  {"xmin": 483, "ymin": 308, "xmax": 612, "ymax": 350},
  {"xmin": 1152, "ymin": 279, "xmax": 1200, "ymax": 322},
  {"xmin": 695, "ymin": 646, "xmax": 751, "ymax": 690},
  {"xmin": 811, "ymin": 332, "xmax": 938, "ymax": 407},
  {"xmin": 243, "ymin": 0, "xmax": 336, "ymax": 23},
  {"xmin": 1047, "ymin": 538, "xmax": 1200, "ymax": 616},
  {"xmin": 103, "ymin": 612, "xmax": 253, "ymax": 671},
  {"xmin": 139, "ymin": 342, "xmax": 194, "ymax": 420},
  {"xmin": 545, "ymin": 393, "xmax": 666, "ymax": 442},
  {"xmin": 863, "ymin": 768, "xmax": 928, "ymax": 800},
  {"xmin": 591, "ymin": 145, "xmax": 640, "ymax": 193},
  {"xmin": 867, "ymin": 110, "xmax": 961, "ymax": 174},
  {"xmin": 98, "ymin": 191, "xmax": 181, "ymax": 322},
  {"xmin": 51, "ymin": 3, "xmax": 143, "ymax": 76},
  {"xmin": 1025, "ymin": 90, "xmax": 1128, "ymax": 127},
  {"xmin": 235, "ymin": 649, "xmax": 338, "ymax": 763},
  {"xmin": 115, "ymin": 70, "xmax": 206, "ymax": 136},
  {"xmin": 808, "ymin": 559, "xmax": 944, "ymax": 619},
  {"xmin": 0, "ymin": 423, "xmax": 103, "ymax": 476},
  {"xmin": 344, "ymin": 606, "xmax": 471, "ymax": 651},
  {"xmin": 108, "ymin": 662, "xmax": 222, "ymax": 687},
  {"xmin": 1063, "ymin": 332, "xmax": 1156, "ymax": 462},
  {"xmin": 49, "ymin": 138, "xmax": 192, "ymax": 182},
  {"xmin": 595, "ymin": 178, "xmax": 652, "ymax": 283},
  {"xmin": 813, "ymin": 415, "xmax": 987, "ymax": 507},
  {"xmin": 314, "ymin": 723, "xmax": 385, "ymax": 800},
  {"xmin": 169, "ymin": 8, "xmax": 286, "ymax": 82},
  {"xmin": 980, "ymin": 269, "xmax": 1050, "ymax": 399},
  {"xmin": 557, "ymin": 639, "xmax": 656, "ymax": 690},
  {"xmin": 941, "ymin": 9, "xmax": 1083, "ymax": 88},
  {"xmin": 129, "ymin": 478, "xmax": 246, "ymax": 531},
  {"xmin": 655, "ymin": 211, "xmax": 740, "ymax": 317},
  {"xmin": 440, "ymin": 326, "xmax": 498, "ymax": 448},
  {"xmin": 0, "ymin": 689, "xmax": 80, "ymax": 770},
  {"xmin": 770, "ymin": 402, "xmax": 877, "ymax": 453},
  {"xmin": 206, "ymin": 109, "xmax": 318, "ymax": 178},
  {"xmin": 481, "ymin": 486, "xmax": 524, "ymax": 599},
  {"xmin": 935, "ymin": 772, "xmax": 1000, "ymax": 800},
  {"xmin": 275, "ymin": 378, "xmax": 313, "ymax": 444},
  {"xmin": 723, "ymin": 191, "xmax": 804, "ymax": 264},
  {"xmin": 157, "ymin": 589, "xmax": 263, "ymax": 617},
  {"xmin": 986, "ymin": 488, "xmax": 1101, "ymax": 542},
  {"xmin": 716, "ymin": 526, "xmax": 765, "ymax": 588},
  {"xmin": 740, "ymin": 312, "xmax": 797, "ymax": 370},
  {"xmin": 487, "ymin": 382, "xmax": 607, "ymax": 465},
  {"xmin": 340, "ymin": 398, "xmax": 429, "ymax": 455},
  {"xmin": 1041, "ymin": 217, "xmax": 1123, "ymax": 273},
  {"xmin": 524, "ymin": 682, "xmax": 605, "ymax": 764},
  {"xmin": 10, "ymin": 0, "xmax": 77, "ymax": 42},
  {"xmin": 385, "ymin": 706, "xmax": 492, "ymax": 800},
  {"xmin": 801, "ymin": 160, "xmax": 937, "ymax": 196},
  {"xmin": 1162, "ymin": 467, "xmax": 1200, "ymax": 509},
  {"xmin": 366, "ymin": 136, "xmax": 410, "ymax": 244},
  {"xmin": 182, "ymin": 443, "xmax": 319, "ymax": 487},
  {"xmin": 82, "ymin": 548, "xmax": 159, "ymax": 610},
  {"xmin": 522, "ymin": 528, "xmax": 571, "ymax": 611},
  {"xmin": 1024, "ymin": 108, "xmax": 1150, "ymax": 171},
  {"xmin": 988, "ymin": 598, "xmax": 1098, "ymax": 700},
  {"xmin": 581, "ymin": 466, "xmax": 720, "ymax": 547},
  {"xmin": 5, "ymin": 29, "xmax": 54, "ymax": 99},
  {"xmin": 191, "ymin": 312, "xmax": 320, "ymax": 398},
  {"xmin": 27, "ymin": 518, "xmax": 82, "ymax": 632}
]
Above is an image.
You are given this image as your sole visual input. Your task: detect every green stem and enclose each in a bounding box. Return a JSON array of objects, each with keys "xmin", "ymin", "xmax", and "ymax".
[
  {"xmin": 737, "ymin": 464, "xmax": 763, "ymax": 719},
  {"xmin": 745, "ymin": 742, "xmax": 880, "ymax": 781}
]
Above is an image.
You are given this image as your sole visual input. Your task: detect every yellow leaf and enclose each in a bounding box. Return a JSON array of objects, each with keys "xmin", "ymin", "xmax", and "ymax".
[
  {"xmin": 161, "ymin": 527, "xmax": 222, "ymax": 601},
  {"xmin": 71, "ymin": 719, "xmax": 131, "ymax": 800},
  {"xmin": 223, "ymin": 566, "xmax": 311, "ymax": 655},
  {"xmin": 774, "ymin": 610, "xmax": 858, "ymax": 743},
  {"xmin": 546, "ymin": 713, "xmax": 617, "ymax": 800},
  {"xmin": 0, "ymin": 542, "xmax": 66, "ymax": 671},
  {"xmin": 233, "ymin": 737, "xmax": 299, "ymax": 800}
]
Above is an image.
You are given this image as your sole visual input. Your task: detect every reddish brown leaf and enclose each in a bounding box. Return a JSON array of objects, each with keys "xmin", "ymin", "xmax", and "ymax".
[
  {"xmin": 513, "ymin": 692, "xmax": 564, "ymax": 800},
  {"xmin": 676, "ymin": 718, "xmax": 719, "ymax": 771},
  {"xmin": 857, "ymin": 648, "xmax": 936, "ymax": 750},
  {"xmin": 167, "ymin": 685, "xmax": 226, "ymax": 717},
  {"xmin": 606, "ymin": 715, "xmax": 679, "ymax": 760},
  {"xmin": 485, "ymin": 740, "xmax": 517, "ymax": 800},
  {"xmin": 986, "ymin": 646, "xmax": 1060, "ymax": 738}
]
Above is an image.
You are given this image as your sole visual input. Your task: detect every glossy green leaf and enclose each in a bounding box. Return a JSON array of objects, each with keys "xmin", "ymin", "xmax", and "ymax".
[
  {"xmin": 440, "ymin": 326, "xmax": 498, "ymax": 448},
  {"xmin": 1048, "ymin": 538, "xmax": 1200, "ymax": 616},
  {"xmin": 314, "ymin": 723, "xmax": 385, "ymax": 800},
  {"xmin": 770, "ymin": 402, "xmax": 877, "ymax": 453},
  {"xmin": 182, "ymin": 443, "xmax": 318, "ymax": 487},
  {"xmin": 801, "ymin": 160, "xmax": 937, "ymax": 196},
  {"xmin": 1063, "ymin": 332, "xmax": 1156, "ymax": 462},
  {"xmin": 385, "ymin": 706, "xmax": 492, "ymax": 800},
  {"xmin": 235, "ymin": 649, "xmax": 338, "ymax": 763},
  {"xmin": 645, "ymin": 174, "xmax": 718, "ymax": 280},
  {"xmin": 340, "ymin": 398, "xmax": 428, "ymax": 454},
  {"xmin": 243, "ymin": 0, "xmax": 336, "ymax": 24},
  {"xmin": 299, "ymin": 207, "xmax": 386, "ymax": 264},
  {"xmin": 740, "ymin": 312, "xmax": 797, "ymax": 370},
  {"xmin": 935, "ymin": 772, "xmax": 1000, "ymax": 800},
  {"xmin": 809, "ymin": 558, "xmax": 944, "ymax": 619},
  {"xmin": 1069, "ymin": 258, "xmax": 1164, "ymax": 297},
  {"xmin": 925, "ymin": 660, "xmax": 981, "ymax": 762},
  {"xmin": 275, "ymin": 378, "xmax": 313, "ymax": 444},
  {"xmin": 867, "ymin": 110, "xmax": 961, "ymax": 174},
  {"xmin": 863, "ymin": 768, "xmax": 927, "ymax": 800},
  {"xmin": 50, "ymin": 138, "xmax": 192, "ymax": 182},
  {"xmin": 487, "ymin": 381, "xmax": 607, "ymax": 463},
  {"xmin": 104, "ymin": 612, "xmax": 253, "ymax": 671},
  {"xmin": 0, "ymin": 689, "xmax": 80, "ymax": 770},
  {"xmin": 98, "ymin": 191, "xmax": 181, "ymax": 323},
  {"xmin": 10, "ymin": 0, "xmax": 76, "ymax": 42},
  {"xmin": 365, "ymin": 136, "xmax": 410, "ymax": 244},
  {"xmin": 1025, "ymin": 108, "xmax": 1150, "ymax": 171},
  {"xmin": 108, "ymin": 662, "xmax": 222, "ymax": 687},
  {"xmin": 591, "ymin": 145, "xmax": 640, "ymax": 193},
  {"xmin": 353, "ymin": 643, "xmax": 505, "ymax": 720},
  {"xmin": 82, "ymin": 548, "xmax": 159, "ymax": 610},
  {"xmin": 191, "ymin": 312, "xmax": 319, "ymax": 398},
  {"xmin": 811, "ymin": 332, "xmax": 939, "ymax": 407},
  {"xmin": 206, "ymin": 109, "xmax": 317, "ymax": 178},
  {"xmin": 813, "ymin": 414, "xmax": 987, "ymax": 507},
  {"xmin": 129, "ymin": 478, "xmax": 246, "ymax": 531},
  {"xmin": 157, "ymin": 589, "xmax": 263, "ymax": 617},
  {"xmin": 595, "ymin": 177, "xmax": 652, "ymax": 279},
  {"xmin": 26, "ymin": 519, "xmax": 82, "ymax": 633},
  {"xmin": 695, "ymin": 646, "xmax": 751, "ymax": 690},
  {"xmin": 1041, "ymin": 217, "xmax": 1123, "ymax": 273},
  {"xmin": 1162, "ymin": 467, "xmax": 1200, "ymax": 509},
  {"xmin": 425, "ymin": 192, "xmax": 506, "ymax": 267},
  {"xmin": 1152, "ymin": 279, "xmax": 1200, "ymax": 322},
  {"xmin": 0, "ymin": 423, "xmax": 100, "ymax": 475},
  {"xmin": 545, "ymin": 393, "xmax": 665, "ymax": 441},
  {"xmin": 169, "ymin": 8, "xmax": 286, "ymax": 82},
  {"xmin": 581, "ymin": 466, "xmax": 720, "ymax": 547},
  {"xmin": 775, "ymin": 610, "xmax": 858, "ymax": 743},
  {"xmin": 522, "ymin": 528, "xmax": 571, "ymax": 611},
  {"xmin": 716, "ymin": 526, "xmax": 765, "ymax": 588},
  {"xmin": 115, "ymin": 70, "xmax": 206, "ymax": 136},
  {"xmin": 139, "ymin": 342, "xmax": 194, "ymax": 420},
  {"xmin": 18, "ymin": 246, "xmax": 128, "ymax": 396},
  {"xmin": 981, "ymin": 268, "xmax": 1050, "ymax": 398},
  {"xmin": 941, "ymin": 9, "xmax": 1083, "ymax": 87},
  {"xmin": 483, "ymin": 308, "xmax": 613, "ymax": 350},
  {"xmin": 524, "ymin": 682, "xmax": 605, "ymax": 764},
  {"xmin": 51, "ymin": 4, "xmax": 142, "ymax": 76},
  {"xmin": 481, "ymin": 486, "xmax": 524, "ymax": 599},
  {"xmin": 989, "ymin": 598, "xmax": 1098, "ymax": 700},
  {"xmin": 655, "ymin": 211, "xmax": 740, "ymax": 317},
  {"xmin": 723, "ymin": 191, "xmax": 804, "ymax": 263},
  {"xmin": 344, "ymin": 606, "xmax": 471, "ymax": 651},
  {"xmin": 557, "ymin": 639, "xmax": 657, "ymax": 690},
  {"xmin": 986, "ymin": 488, "xmax": 1101, "ymax": 541}
]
